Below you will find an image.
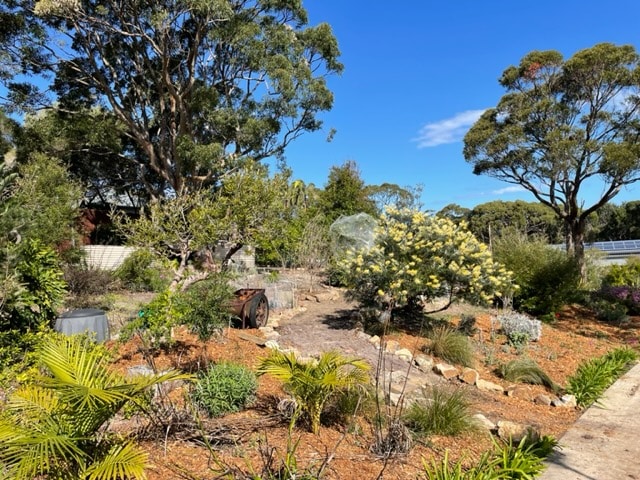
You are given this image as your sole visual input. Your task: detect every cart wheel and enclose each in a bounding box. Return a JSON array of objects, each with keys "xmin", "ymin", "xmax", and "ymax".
[{"xmin": 249, "ymin": 293, "xmax": 269, "ymax": 328}]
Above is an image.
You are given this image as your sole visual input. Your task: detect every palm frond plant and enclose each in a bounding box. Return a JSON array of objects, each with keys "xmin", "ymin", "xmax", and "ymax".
[
  {"xmin": 257, "ymin": 350, "xmax": 370, "ymax": 434},
  {"xmin": 0, "ymin": 334, "xmax": 191, "ymax": 479}
]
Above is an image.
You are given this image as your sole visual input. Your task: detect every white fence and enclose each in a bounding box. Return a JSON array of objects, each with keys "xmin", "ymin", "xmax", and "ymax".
[{"xmin": 81, "ymin": 246, "xmax": 136, "ymax": 270}]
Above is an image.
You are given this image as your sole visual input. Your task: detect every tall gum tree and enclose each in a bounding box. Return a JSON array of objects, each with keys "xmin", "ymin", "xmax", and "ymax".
[
  {"xmin": 21, "ymin": 0, "xmax": 342, "ymax": 198},
  {"xmin": 464, "ymin": 43, "xmax": 640, "ymax": 278}
]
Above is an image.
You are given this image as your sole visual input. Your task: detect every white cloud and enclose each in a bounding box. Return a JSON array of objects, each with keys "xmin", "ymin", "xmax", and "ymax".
[
  {"xmin": 414, "ymin": 109, "xmax": 486, "ymax": 148},
  {"xmin": 492, "ymin": 185, "xmax": 526, "ymax": 195}
]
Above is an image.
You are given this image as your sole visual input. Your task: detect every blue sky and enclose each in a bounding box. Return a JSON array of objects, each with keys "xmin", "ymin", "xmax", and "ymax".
[{"xmin": 280, "ymin": 1, "xmax": 640, "ymax": 212}]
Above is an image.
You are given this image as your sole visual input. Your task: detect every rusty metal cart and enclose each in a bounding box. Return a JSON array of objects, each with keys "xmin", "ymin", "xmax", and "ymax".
[{"xmin": 227, "ymin": 288, "xmax": 269, "ymax": 328}]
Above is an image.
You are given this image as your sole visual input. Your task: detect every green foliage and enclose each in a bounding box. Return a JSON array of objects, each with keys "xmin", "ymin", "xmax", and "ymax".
[
  {"xmin": 0, "ymin": 334, "xmax": 189, "ymax": 479},
  {"xmin": 493, "ymin": 233, "xmax": 580, "ymax": 315},
  {"xmin": 498, "ymin": 359, "xmax": 558, "ymax": 392},
  {"xmin": 341, "ymin": 207, "xmax": 516, "ymax": 313},
  {"xmin": 178, "ymin": 273, "xmax": 235, "ymax": 341},
  {"xmin": 8, "ymin": 238, "xmax": 67, "ymax": 330},
  {"xmin": 466, "ymin": 200, "xmax": 562, "ymax": 245},
  {"xmin": 115, "ymin": 248, "xmax": 171, "ymax": 292},
  {"xmin": 3, "ymin": 154, "xmax": 83, "ymax": 248},
  {"xmin": 120, "ymin": 290, "xmax": 182, "ymax": 350},
  {"xmin": 602, "ymin": 258, "xmax": 640, "ymax": 287},
  {"xmin": 319, "ymin": 160, "xmax": 377, "ymax": 223},
  {"xmin": 257, "ymin": 350, "xmax": 370, "ymax": 434},
  {"xmin": 0, "ymin": 327, "xmax": 49, "ymax": 387},
  {"xmin": 419, "ymin": 436, "xmax": 553, "ymax": 479},
  {"xmin": 490, "ymin": 437, "xmax": 547, "ymax": 479},
  {"xmin": 425, "ymin": 327, "xmax": 476, "ymax": 367},
  {"xmin": 567, "ymin": 347, "xmax": 638, "ymax": 408},
  {"xmin": 403, "ymin": 387, "xmax": 477, "ymax": 438},
  {"xmin": 24, "ymin": 1, "xmax": 342, "ymax": 198},
  {"xmin": 191, "ymin": 362, "xmax": 257, "ymax": 418}
]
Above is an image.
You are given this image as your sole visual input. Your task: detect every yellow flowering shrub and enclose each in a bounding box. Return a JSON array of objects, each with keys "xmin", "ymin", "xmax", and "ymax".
[{"xmin": 340, "ymin": 207, "xmax": 516, "ymax": 311}]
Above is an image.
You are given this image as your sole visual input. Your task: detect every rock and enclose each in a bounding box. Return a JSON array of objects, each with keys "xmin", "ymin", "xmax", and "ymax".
[
  {"xmin": 459, "ymin": 368, "xmax": 479, "ymax": 385},
  {"xmin": 534, "ymin": 394, "xmax": 552, "ymax": 406},
  {"xmin": 258, "ymin": 326, "xmax": 274, "ymax": 334},
  {"xmin": 476, "ymin": 379, "xmax": 504, "ymax": 393},
  {"xmin": 506, "ymin": 385, "xmax": 532, "ymax": 400},
  {"xmin": 395, "ymin": 348, "xmax": 413, "ymax": 361},
  {"xmin": 304, "ymin": 294, "xmax": 320, "ymax": 302},
  {"xmin": 496, "ymin": 420, "xmax": 540, "ymax": 443},
  {"xmin": 473, "ymin": 413, "xmax": 496, "ymax": 431},
  {"xmin": 433, "ymin": 363, "xmax": 459, "ymax": 380},
  {"xmin": 388, "ymin": 392, "xmax": 403, "ymax": 406},
  {"xmin": 414, "ymin": 354, "xmax": 434, "ymax": 372},
  {"xmin": 264, "ymin": 339, "xmax": 280, "ymax": 350},
  {"xmin": 356, "ymin": 331, "xmax": 371, "ymax": 341},
  {"xmin": 369, "ymin": 335, "xmax": 381, "ymax": 346},
  {"xmin": 385, "ymin": 370, "xmax": 408, "ymax": 384},
  {"xmin": 384, "ymin": 339, "xmax": 400, "ymax": 354},
  {"xmin": 552, "ymin": 394, "xmax": 577, "ymax": 408}
]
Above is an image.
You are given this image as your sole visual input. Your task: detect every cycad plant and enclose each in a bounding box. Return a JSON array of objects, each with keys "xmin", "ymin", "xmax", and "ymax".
[
  {"xmin": 257, "ymin": 350, "xmax": 370, "ymax": 434},
  {"xmin": 0, "ymin": 334, "xmax": 190, "ymax": 479}
]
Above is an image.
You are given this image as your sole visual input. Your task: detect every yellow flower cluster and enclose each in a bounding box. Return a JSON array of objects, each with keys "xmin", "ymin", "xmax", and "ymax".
[{"xmin": 340, "ymin": 207, "xmax": 517, "ymax": 307}]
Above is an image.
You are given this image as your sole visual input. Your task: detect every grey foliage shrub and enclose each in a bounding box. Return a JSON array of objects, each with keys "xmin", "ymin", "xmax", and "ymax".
[
  {"xmin": 497, "ymin": 312, "xmax": 542, "ymax": 344},
  {"xmin": 191, "ymin": 362, "xmax": 257, "ymax": 417}
]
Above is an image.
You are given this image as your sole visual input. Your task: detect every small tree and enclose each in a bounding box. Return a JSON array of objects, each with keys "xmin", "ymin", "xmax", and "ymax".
[
  {"xmin": 464, "ymin": 43, "xmax": 640, "ymax": 278},
  {"xmin": 340, "ymin": 207, "xmax": 516, "ymax": 315}
]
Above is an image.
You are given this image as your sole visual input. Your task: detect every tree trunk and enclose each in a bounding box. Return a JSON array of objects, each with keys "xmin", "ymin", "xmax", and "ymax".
[{"xmin": 569, "ymin": 220, "xmax": 587, "ymax": 283}]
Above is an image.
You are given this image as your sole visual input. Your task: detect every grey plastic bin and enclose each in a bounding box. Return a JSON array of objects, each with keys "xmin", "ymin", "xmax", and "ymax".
[{"xmin": 55, "ymin": 308, "xmax": 110, "ymax": 343}]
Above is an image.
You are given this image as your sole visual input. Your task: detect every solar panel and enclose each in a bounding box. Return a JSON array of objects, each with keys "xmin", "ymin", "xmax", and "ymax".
[{"xmin": 587, "ymin": 240, "xmax": 640, "ymax": 252}]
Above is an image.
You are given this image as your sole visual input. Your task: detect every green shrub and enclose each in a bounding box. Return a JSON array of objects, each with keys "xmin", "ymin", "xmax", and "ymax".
[
  {"xmin": 587, "ymin": 296, "xmax": 630, "ymax": 323},
  {"xmin": 424, "ymin": 326, "xmax": 475, "ymax": 367},
  {"xmin": 177, "ymin": 273, "xmax": 235, "ymax": 340},
  {"xmin": 9, "ymin": 239, "xmax": 67, "ymax": 330},
  {"xmin": 602, "ymin": 258, "xmax": 640, "ymax": 287},
  {"xmin": 567, "ymin": 347, "xmax": 638, "ymax": 408},
  {"xmin": 403, "ymin": 386, "xmax": 478, "ymax": 438},
  {"xmin": 115, "ymin": 249, "xmax": 171, "ymax": 292},
  {"xmin": 120, "ymin": 289, "xmax": 182, "ymax": 349},
  {"xmin": 191, "ymin": 362, "xmax": 257, "ymax": 417},
  {"xmin": 493, "ymin": 233, "xmax": 580, "ymax": 315},
  {"xmin": 498, "ymin": 359, "xmax": 559, "ymax": 392}
]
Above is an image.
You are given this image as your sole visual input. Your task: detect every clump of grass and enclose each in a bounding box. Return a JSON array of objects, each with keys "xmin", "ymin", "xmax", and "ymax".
[
  {"xmin": 567, "ymin": 347, "xmax": 638, "ymax": 408},
  {"xmin": 424, "ymin": 326, "xmax": 475, "ymax": 367},
  {"xmin": 419, "ymin": 435, "xmax": 557, "ymax": 479},
  {"xmin": 498, "ymin": 358, "xmax": 560, "ymax": 393},
  {"xmin": 403, "ymin": 386, "xmax": 478, "ymax": 438}
]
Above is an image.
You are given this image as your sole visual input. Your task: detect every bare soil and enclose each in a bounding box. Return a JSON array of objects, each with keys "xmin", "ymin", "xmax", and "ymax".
[{"xmin": 106, "ymin": 282, "xmax": 640, "ymax": 480}]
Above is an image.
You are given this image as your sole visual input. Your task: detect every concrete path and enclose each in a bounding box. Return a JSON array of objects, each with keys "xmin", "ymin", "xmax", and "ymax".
[{"xmin": 540, "ymin": 362, "xmax": 640, "ymax": 480}]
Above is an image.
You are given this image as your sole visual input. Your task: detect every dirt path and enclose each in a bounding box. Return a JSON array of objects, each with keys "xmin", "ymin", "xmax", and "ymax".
[{"xmin": 273, "ymin": 289, "xmax": 442, "ymax": 397}]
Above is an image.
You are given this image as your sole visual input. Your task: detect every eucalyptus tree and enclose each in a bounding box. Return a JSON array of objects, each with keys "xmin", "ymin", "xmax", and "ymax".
[
  {"xmin": 7, "ymin": 0, "xmax": 342, "ymax": 199},
  {"xmin": 464, "ymin": 43, "xmax": 640, "ymax": 277}
]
